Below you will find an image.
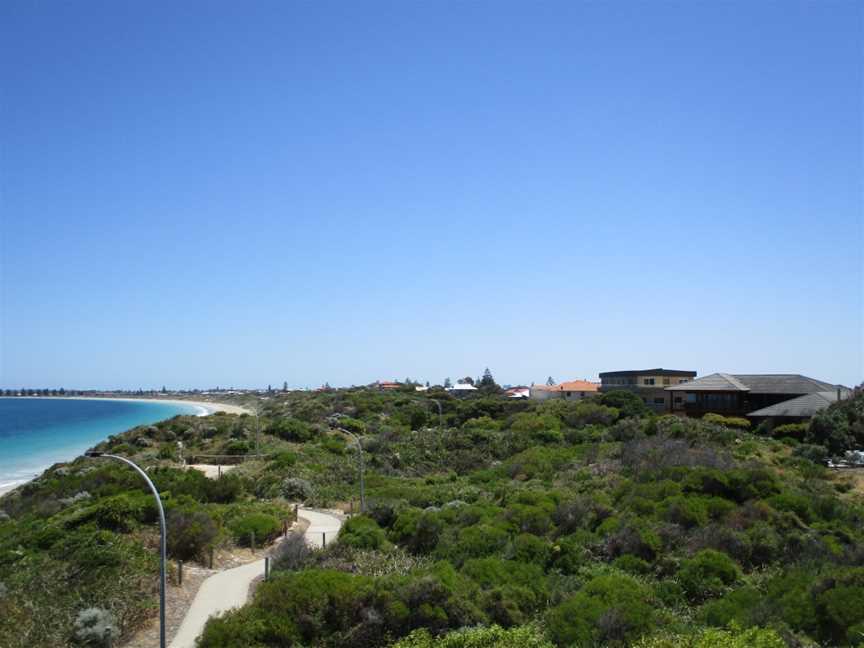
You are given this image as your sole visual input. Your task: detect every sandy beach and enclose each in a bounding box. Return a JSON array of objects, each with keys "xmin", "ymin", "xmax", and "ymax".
[{"xmin": 0, "ymin": 398, "xmax": 250, "ymax": 498}]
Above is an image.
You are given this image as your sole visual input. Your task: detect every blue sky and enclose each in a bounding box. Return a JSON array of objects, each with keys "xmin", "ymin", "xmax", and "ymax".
[{"xmin": 1, "ymin": 1, "xmax": 861, "ymax": 390}]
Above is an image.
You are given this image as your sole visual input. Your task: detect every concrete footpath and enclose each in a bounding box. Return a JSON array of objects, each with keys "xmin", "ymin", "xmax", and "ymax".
[{"xmin": 168, "ymin": 508, "xmax": 343, "ymax": 648}]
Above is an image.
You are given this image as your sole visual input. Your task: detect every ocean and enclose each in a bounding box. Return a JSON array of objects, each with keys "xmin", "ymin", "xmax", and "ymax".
[{"xmin": 0, "ymin": 398, "xmax": 204, "ymax": 491}]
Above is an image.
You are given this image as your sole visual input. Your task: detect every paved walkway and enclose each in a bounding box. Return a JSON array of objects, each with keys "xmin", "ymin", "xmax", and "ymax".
[{"xmin": 168, "ymin": 508, "xmax": 343, "ymax": 648}]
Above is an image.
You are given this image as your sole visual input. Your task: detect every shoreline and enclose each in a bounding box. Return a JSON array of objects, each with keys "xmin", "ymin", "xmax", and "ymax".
[{"xmin": 0, "ymin": 397, "xmax": 251, "ymax": 498}]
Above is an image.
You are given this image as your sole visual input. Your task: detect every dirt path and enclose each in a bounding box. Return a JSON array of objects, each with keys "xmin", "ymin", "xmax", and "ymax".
[{"xmin": 166, "ymin": 508, "xmax": 343, "ymax": 648}]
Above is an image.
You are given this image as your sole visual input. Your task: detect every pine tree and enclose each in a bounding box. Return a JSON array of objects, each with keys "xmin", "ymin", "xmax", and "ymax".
[
  {"xmin": 480, "ymin": 368, "xmax": 496, "ymax": 387},
  {"xmin": 546, "ymin": 376, "xmax": 556, "ymax": 386},
  {"xmin": 444, "ymin": 378, "xmax": 453, "ymax": 388}
]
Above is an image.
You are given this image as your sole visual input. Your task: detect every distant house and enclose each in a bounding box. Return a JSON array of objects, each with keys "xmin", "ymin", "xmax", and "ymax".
[
  {"xmin": 505, "ymin": 387, "xmax": 530, "ymax": 399},
  {"xmin": 665, "ymin": 373, "xmax": 842, "ymax": 418},
  {"xmin": 447, "ymin": 382, "xmax": 478, "ymax": 395},
  {"xmin": 529, "ymin": 384, "xmax": 558, "ymax": 401},
  {"xmin": 373, "ymin": 381, "xmax": 402, "ymax": 391},
  {"xmin": 599, "ymin": 369, "xmax": 697, "ymax": 413},
  {"xmin": 530, "ymin": 380, "xmax": 599, "ymax": 401}
]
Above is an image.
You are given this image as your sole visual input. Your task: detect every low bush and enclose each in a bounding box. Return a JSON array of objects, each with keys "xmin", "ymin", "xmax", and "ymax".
[
  {"xmin": 702, "ymin": 413, "xmax": 751, "ymax": 430},
  {"xmin": 229, "ymin": 513, "xmax": 281, "ymax": 547},
  {"xmin": 338, "ymin": 515, "xmax": 388, "ymax": 550},
  {"xmin": 167, "ymin": 509, "xmax": 217, "ymax": 561},
  {"xmin": 678, "ymin": 549, "xmax": 740, "ymax": 602},
  {"xmin": 546, "ymin": 573, "xmax": 655, "ymax": 646},
  {"xmin": 391, "ymin": 623, "xmax": 554, "ymax": 648},
  {"xmin": 269, "ymin": 417, "xmax": 317, "ymax": 442}
]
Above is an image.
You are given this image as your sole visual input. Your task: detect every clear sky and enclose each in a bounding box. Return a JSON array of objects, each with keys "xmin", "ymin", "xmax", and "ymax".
[{"xmin": 1, "ymin": 1, "xmax": 862, "ymax": 390}]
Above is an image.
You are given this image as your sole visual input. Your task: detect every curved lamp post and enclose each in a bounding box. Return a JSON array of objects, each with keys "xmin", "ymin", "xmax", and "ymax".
[
  {"xmin": 86, "ymin": 452, "xmax": 167, "ymax": 648},
  {"xmin": 338, "ymin": 428, "xmax": 366, "ymax": 513}
]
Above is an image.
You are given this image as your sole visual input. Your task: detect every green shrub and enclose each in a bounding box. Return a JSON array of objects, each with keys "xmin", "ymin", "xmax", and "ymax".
[
  {"xmin": 678, "ymin": 550, "xmax": 740, "ymax": 602},
  {"xmin": 546, "ymin": 574, "xmax": 655, "ymax": 646},
  {"xmin": 771, "ymin": 422, "xmax": 809, "ymax": 441},
  {"xmin": 792, "ymin": 444, "xmax": 829, "ymax": 465},
  {"xmin": 613, "ymin": 554, "xmax": 652, "ymax": 575},
  {"xmin": 635, "ymin": 624, "xmax": 786, "ymax": 648},
  {"xmin": 508, "ymin": 413, "xmax": 562, "ymax": 444},
  {"xmin": 229, "ymin": 513, "xmax": 281, "ymax": 547},
  {"xmin": 222, "ymin": 440, "xmax": 250, "ymax": 455},
  {"xmin": 391, "ymin": 624, "xmax": 554, "ymax": 648},
  {"xmin": 338, "ymin": 515, "xmax": 387, "ymax": 550},
  {"xmin": 320, "ymin": 436, "xmax": 347, "ymax": 454},
  {"xmin": 436, "ymin": 524, "xmax": 509, "ymax": 566},
  {"xmin": 270, "ymin": 451, "xmax": 298, "ymax": 469},
  {"xmin": 596, "ymin": 391, "xmax": 648, "ymax": 419},
  {"xmin": 167, "ymin": 509, "xmax": 217, "ymax": 561},
  {"xmin": 509, "ymin": 533, "xmax": 551, "ymax": 566},
  {"xmin": 390, "ymin": 507, "xmax": 443, "ymax": 554},
  {"xmin": 662, "ymin": 495, "xmax": 709, "ymax": 528},
  {"xmin": 702, "ymin": 413, "xmax": 751, "ymax": 430},
  {"xmin": 67, "ymin": 493, "xmax": 156, "ymax": 532},
  {"xmin": 269, "ymin": 417, "xmax": 317, "ymax": 442}
]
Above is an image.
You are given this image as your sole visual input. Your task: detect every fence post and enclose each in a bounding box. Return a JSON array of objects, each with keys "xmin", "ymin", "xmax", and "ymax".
[
  {"xmin": 209, "ymin": 547, "xmax": 214, "ymax": 569},
  {"xmin": 218, "ymin": 465, "xmax": 222, "ymax": 479},
  {"xmin": 251, "ymin": 531, "xmax": 256, "ymax": 552},
  {"xmin": 265, "ymin": 556, "xmax": 271, "ymax": 581},
  {"xmin": 322, "ymin": 532, "xmax": 326, "ymax": 548},
  {"xmin": 178, "ymin": 560, "xmax": 183, "ymax": 586}
]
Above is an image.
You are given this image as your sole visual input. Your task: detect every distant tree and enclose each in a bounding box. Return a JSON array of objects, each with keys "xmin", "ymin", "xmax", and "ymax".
[
  {"xmin": 59, "ymin": 387, "xmax": 65, "ymax": 395},
  {"xmin": 267, "ymin": 384, "xmax": 272, "ymax": 393},
  {"xmin": 444, "ymin": 378, "xmax": 453, "ymax": 389},
  {"xmin": 283, "ymin": 381, "xmax": 288, "ymax": 392},
  {"xmin": 458, "ymin": 377, "xmax": 475, "ymax": 386},
  {"xmin": 546, "ymin": 376, "xmax": 556, "ymax": 386},
  {"xmin": 596, "ymin": 390, "xmax": 649, "ymax": 419},
  {"xmin": 425, "ymin": 381, "xmax": 430, "ymax": 388},
  {"xmin": 161, "ymin": 385, "xmax": 167, "ymax": 393},
  {"xmin": 480, "ymin": 368, "xmax": 496, "ymax": 388}
]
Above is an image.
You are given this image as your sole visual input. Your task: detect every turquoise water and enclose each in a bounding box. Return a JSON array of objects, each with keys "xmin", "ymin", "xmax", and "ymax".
[{"xmin": 0, "ymin": 398, "xmax": 203, "ymax": 490}]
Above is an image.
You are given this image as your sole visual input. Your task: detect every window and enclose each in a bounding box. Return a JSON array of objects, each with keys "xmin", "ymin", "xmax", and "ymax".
[
  {"xmin": 674, "ymin": 397, "xmax": 682, "ymax": 404},
  {"xmin": 644, "ymin": 378, "xmax": 655, "ymax": 385},
  {"xmin": 654, "ymin": 397, "xmax": 665, "ymax": 404},
  {"xmin": 678, "ymin": 379, "xmax": 688, "ymax": 384},
  {"xmin": 663, "ymin": 378, "xmax": 670, "ymax": 385},
  {"xmin": 686, "ymin": 393, "xmax": 697, "ymax": 403}
]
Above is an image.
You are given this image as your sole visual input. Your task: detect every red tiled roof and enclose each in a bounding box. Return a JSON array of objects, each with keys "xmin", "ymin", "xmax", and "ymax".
[{"xmin": 553, "ymin": 380, "xmax": 599, "ymax": 392}]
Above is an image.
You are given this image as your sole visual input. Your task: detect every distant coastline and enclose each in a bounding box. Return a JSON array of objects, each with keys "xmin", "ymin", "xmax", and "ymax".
[
  {"xmin": 0, "ymin": 397, "xmax": 249, "ymax": 498},
  {"xmin": 2, "ymin": 395, "xmax": 250, "ymax": 416}
]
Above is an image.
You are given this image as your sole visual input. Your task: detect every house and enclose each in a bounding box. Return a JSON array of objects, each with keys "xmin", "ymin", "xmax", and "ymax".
[
  {"xmin": 665, "ymin": 373, "xmax": 842, "ymax": 418},
  {"xmin": 373, "ymin": 381, "xmax": 402, "ymax": 391},
  {"xmin": 505, "ymin": 387, "xmax": 530, "ymax": 399},
  {"xmin": 747, "ymin": 389, "xmax": 852, "ymax": 424},
  {"xmin": 447, "ymin": 382, "xmax": 478, "ymax": 395},
  {"xmin": 599, "ymin": 369, "xmax": 697, "ymax": 413},
  {"xmin": 529, "ymin": 384, "xmax": 559, "ymax": 401},
  {"xmin": 530, "ymin": 380, "xmax": 599, "ymax": 401}
]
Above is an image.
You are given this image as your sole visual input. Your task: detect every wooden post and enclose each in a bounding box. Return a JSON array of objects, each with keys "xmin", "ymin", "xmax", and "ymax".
[
  {"xmin": 322, "ymin": 532, "xmax": 326, "ymax": 548},
  {"xmin": 178, "ymin": 560, "xmax": 183, "ymax": 586},
  {"xmin": 209, "ymin": 547, "xmax": 214, "ymax": 569},
  {"xmin": 265, "ymin": 556, "xmax": 271, "ymax": 581},
  {"xmin": 251, "ymin": 531, "xmax": 256, "ymax": 552},
  {"xmin": 218, "ymin": 465, "xmax": 222, "ymax": 479}
]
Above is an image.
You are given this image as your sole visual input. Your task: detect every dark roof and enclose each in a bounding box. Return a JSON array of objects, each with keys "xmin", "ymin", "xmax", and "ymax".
[
  {"xmin": 666, "ymin": 373, "xmax": 839, "ymax": 394},
  {"xmin": 748, "ymin": 390, "xmax": 851, "ymax": 418},
  {"xmin": 599, "ymin": 368, "xmax": 697, "ymax": 378}
]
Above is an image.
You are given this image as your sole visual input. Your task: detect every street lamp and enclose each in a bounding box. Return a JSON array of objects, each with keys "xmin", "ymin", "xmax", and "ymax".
[
  {"xmin": 338, "ymin": 428, "xmax": 366, "ymax": 513},
  {"xmin": 86, "ymin": 452, "xmax": 167, "ymax": 648},
  {"xmin": 414, "ymin": 398, "xmax": 443, "ymax": 431}
]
